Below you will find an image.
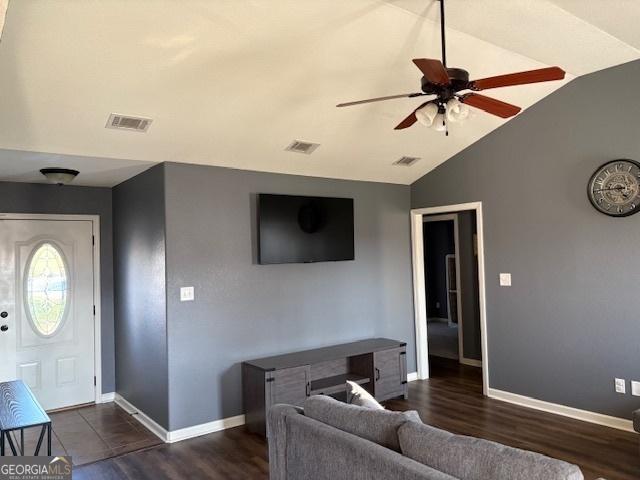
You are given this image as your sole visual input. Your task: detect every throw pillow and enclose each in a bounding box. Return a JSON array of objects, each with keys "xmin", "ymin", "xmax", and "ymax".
[{"xmin": 346, "ymin": 380, "xmax": 384, "ymax": 410}]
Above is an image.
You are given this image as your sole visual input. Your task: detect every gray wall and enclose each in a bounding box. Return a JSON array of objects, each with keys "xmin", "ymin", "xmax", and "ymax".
[
  {"xmin": 113, "ymin": 164, "xmax": 169, "ymax": 428},
  {"xmin": 0, "ymin": 181, "xmax": 115, "ymax": 392},
  {"xmin": 457, "ymin": 211, "xmax": 481, "ymax": 361},
  {"xmin": 411, "ymin": 59, "xmax": 640, "ymax": 419},
  {"xmin": 163, "ymin": 162, "xmax": 414, "ymax": 430}
]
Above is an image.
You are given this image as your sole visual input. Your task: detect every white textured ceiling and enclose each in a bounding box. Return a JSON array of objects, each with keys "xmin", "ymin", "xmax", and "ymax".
[
  {"xmin": 0, "ymin": 0, "xmax": 637, "ymax": 187},
  {"xmin": 0, "ymin": 1, "xmax": 6, "ymax": 37}
]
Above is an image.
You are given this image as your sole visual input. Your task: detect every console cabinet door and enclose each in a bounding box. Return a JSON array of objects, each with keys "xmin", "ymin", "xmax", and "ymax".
[
  {"xmin": 373, "ymin": 348, "xmax": 406, "ymax": 401},
  {"xmin": 268, "ymin": 365, "xmax": 310, "ymax": 407}
]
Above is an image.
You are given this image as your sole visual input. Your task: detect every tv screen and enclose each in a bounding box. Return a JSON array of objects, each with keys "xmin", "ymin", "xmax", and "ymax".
[{"xmin": 258, "ymin": 194, "xmax": 354, "ymax": 264}]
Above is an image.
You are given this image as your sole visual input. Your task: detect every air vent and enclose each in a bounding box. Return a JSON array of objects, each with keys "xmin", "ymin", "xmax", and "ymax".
[
  {"xmin": 106, "ymin": 114, "xmax": 153, "ymax": 132},
  {"xmin": 394, "ymin": 156, "xmax": 420, "ymax": 166},
  {"xmin": 285, "ymin": 140, "xmax": 320, "ymax": 155}
]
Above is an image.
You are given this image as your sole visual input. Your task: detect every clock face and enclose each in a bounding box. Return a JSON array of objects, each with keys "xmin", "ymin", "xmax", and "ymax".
[{"xmin": 588, "ymin": 160, "xmax": 640, "ymax": 217}]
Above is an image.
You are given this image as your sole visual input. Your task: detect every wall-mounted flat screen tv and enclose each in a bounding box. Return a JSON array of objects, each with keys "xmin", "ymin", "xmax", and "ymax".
[{"xmin": 258, "ymin": 194, "xmax": 354, "ymax": 264}]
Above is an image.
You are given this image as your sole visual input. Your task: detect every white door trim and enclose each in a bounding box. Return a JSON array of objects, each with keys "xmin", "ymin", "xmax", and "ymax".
[
  {"xmin": 0, "ymin": 213, "xmax": 102, "ymax": 405},
  {"xmin": 411, "ymin": 202, "xmax": 489, "ymax": 395}
]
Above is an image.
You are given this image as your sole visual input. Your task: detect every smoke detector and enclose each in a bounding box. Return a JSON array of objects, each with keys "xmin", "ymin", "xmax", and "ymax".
[
  {"xmin": 393, "ymin": 156, "xmax": 420, "ymax": 166},
  {"xmin": 106, "ymin": 114, "xmax": 153, "ymax": 132},
  {"xmin": 285, "ymin": 140, "xmax": 320, "ymax": 155}
]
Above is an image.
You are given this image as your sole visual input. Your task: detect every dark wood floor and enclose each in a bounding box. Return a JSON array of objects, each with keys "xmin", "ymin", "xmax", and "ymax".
[
  {"xmin": 74, "ymin": 358, "xmax": 639, "ymax": 480},
  {"xmin": 4, "ymin": 403, "xmax": 161, "ymax": 466}
]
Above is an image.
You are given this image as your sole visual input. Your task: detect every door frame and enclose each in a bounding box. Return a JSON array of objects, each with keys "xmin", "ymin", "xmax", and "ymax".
[
  {"xmin": 411, "ymin": 202, "xmax": 489, "ymax": 395},
  {"xmin": 422, "ymin": 214, "xmax": 464, "ymax": 361},
  {"xmin": 0, "ymin": 213, "xmax": 102, "ymax": 405}
]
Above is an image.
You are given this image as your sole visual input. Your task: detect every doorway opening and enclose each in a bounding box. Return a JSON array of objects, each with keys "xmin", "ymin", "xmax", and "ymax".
[{"xmin": 411, "ymin": 203, "xmax": 488, "ymax": 394}]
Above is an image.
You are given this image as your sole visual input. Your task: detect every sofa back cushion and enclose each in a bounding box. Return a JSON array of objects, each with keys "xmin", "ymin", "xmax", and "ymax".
[
  {"xmin": 304, "ymin": 395, "xmax": 421, "ymax": 452},
  {"xmin": 398, "ymin": 421, "xmax": 584, "ymax": 480},
  {"xmin": 283, "ymin": 411, "xmax": 458, "ymax": 480}
]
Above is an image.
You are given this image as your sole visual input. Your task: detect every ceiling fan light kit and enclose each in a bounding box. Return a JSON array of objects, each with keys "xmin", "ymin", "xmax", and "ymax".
[
  {"xmin": 337, "ymin": 0, "xmax": 566, "ymax": 134},
  {"xmin": 415, "ymin": 103, "xmax": 438, "ymax": 127}
]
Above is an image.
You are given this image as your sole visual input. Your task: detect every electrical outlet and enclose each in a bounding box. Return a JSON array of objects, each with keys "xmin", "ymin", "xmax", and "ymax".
[
  {"xmin": 615, "ymin": 378, "xmax": 626, "ymax": 394},
  {"xmin": 436, "ymin": 302, "xmax": 440, "ymax": 309},
  {"xmin": 631, "ymin": 381, "xmax": 640, "ymax": 396},
  {"xmin": 499, "ymin": 273, "xmax": 512, "ymax": 287},
  {"xmin": 180, "ymin": 286, "xmax": 194, "ymax": 302}
]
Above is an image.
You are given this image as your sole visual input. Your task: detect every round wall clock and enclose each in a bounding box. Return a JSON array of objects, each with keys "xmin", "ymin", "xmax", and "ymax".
[{"xmin": 588, "ymin": 159, "xmax": 640, "ymax": 217}]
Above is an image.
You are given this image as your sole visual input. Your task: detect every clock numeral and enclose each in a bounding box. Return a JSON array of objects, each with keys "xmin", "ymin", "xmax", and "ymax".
[{"xmin": 617, "ymin": 206, "xmax": 623, "ymax": 213}]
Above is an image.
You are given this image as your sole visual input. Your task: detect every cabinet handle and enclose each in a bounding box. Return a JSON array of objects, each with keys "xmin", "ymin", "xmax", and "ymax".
[
  {"xmin": 375, "ymin": 368, "xmax": 380, "ymax": 381},
  {"xmin": 306, "ymin": 382, "xmax": 311, "ymax": 396}
]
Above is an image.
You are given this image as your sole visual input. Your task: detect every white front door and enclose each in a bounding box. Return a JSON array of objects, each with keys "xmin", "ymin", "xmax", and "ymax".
[{"xmin": 0, "ymin": 219, "xmax": 95, "ymax": 410}]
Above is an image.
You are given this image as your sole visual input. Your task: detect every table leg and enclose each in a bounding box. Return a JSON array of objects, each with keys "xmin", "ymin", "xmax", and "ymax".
[
  {"xmin": 20, "ymin": 429, "xmax": 24, "ymax": 456},
  {"xmin": 1, "ymin": 431, "xmax": 4, "ymax": 456},
  {"xmin": 5, "ymin": 431, "xmax": 17, "ymax": 456},
  {"xmin": 47, "ymin": 424, "xmax": 51, "ymax": 456},
  {"xmin": 34, "ymin": 425, "xmax": 46, "ymax": 456}
]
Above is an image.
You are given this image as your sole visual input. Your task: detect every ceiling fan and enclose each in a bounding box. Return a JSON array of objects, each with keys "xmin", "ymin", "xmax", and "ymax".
[{"xmin": 336, "ymin": 0, "xmax": 566, "ymax": 133}]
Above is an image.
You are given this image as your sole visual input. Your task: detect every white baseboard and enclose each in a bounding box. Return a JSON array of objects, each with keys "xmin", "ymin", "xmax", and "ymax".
[
  {"xmin": 407, "ymin": 372, "xmax": 419, "ymax": 382},
  {"xmin": 460, "ymin": 358, "xmax": 482, "ymax": 368},
  {"xmin": 488, "ymin": 388, "xmax": 636, "ymax": 434},
  {"xmin": 167, "ymin": 414, "xmax": 245, "ymax": 443},
  {"xmin": 114, "ymin": 393, "xmax": 246, "ymax": 443},
  {"xmin": 115, "ymin": 394, "xmax": 169, "ymax": 442},
  {"xmin": 98, "ymin": 392, "xmax": 115, "ymax": 403}
]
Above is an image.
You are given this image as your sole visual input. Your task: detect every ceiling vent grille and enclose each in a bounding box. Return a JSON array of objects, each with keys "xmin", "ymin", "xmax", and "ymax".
[
  {"xmin": 394, "ymin": 156, "xmax": 420, "ymax": 166},
  {"xmin": 106, "ymin": 114, "xmax": 153, "ymax": 132},
  {"xmin": 285, "ymin": 140, "xmax": 320, "ymax": 155}
]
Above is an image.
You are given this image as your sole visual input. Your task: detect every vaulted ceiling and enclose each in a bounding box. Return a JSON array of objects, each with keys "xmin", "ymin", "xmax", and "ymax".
[{"xmin": 0, "ymin": 0, "xmax": 638, "ymax": 186}]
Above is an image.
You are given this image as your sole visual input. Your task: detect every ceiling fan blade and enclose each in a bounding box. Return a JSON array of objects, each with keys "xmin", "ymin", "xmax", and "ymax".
[
  {"xmin": 394, "ymin": 101, "xmax": 431, "ymax": 130},
  {"xmin": 460, "ymin": 93, "xmax": 521, "ymax": 119},
  {"xmin": 336, "ymin": 93, "xmax": 423, "ymax": 107},
  {"xmin": 412, "ymin": 58, "xmax": 450, "ymax": 86},
  {"xmin": 470, "ymin": 66, "xmax": 565, "ymax": 91}
]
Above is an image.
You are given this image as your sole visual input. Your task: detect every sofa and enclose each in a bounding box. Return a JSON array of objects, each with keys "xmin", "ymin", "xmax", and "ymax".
[{"xmin": 268, "ymin": 395, "xmax": 584, "ymax": 480}]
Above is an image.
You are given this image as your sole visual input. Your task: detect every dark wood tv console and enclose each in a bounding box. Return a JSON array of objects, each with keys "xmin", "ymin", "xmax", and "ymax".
[{"xmin": 242, "ymin": 338, "xmax": 408, "ymax": 436}]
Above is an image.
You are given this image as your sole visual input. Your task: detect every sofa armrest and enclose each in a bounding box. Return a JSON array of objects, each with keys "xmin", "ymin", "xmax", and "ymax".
[{"xmin": 267, "ymin": 404, "xmax": 303, "ymax": 480}]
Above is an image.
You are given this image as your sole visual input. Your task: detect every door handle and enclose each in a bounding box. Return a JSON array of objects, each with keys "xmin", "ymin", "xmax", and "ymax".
[
  {"xmin": 0, "ymin": 325, "xmax": 8, "ymax": 332},
  {"xmin": 375, "ymin": 368, "xmax": 380, "ymax": 381}
]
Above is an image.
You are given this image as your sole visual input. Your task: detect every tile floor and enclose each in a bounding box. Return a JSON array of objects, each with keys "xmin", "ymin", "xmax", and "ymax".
[{"xmin": 4, "ymin": 402, "xmax": 162, "ymax": 466}]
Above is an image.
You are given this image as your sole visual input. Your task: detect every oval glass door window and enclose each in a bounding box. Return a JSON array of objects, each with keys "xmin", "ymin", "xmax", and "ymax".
[{"xmin": 25, "ymin": 243, "xmax": 70, "ymax": 337}]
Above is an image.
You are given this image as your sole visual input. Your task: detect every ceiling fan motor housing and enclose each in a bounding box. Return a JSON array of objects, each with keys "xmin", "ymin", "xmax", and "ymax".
[{"xmin": 421, "ymin": 68, "xmax": 470, "ymax": 98}]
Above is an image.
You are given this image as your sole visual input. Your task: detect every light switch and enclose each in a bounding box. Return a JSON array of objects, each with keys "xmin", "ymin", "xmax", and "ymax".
[
  {"xmin": 180, "ymin": 286, "xmax": 195, "ymax": 302},
  {"xmin": 631, "ymin": 381, "xmax": 640, "ymax": 396},
  {"xmin": 615, "ymin": 378, "xmax": 626, "ymax": 394},
  {"xmin": 499, "ymin": 273, "xmax": 512, "ymax": 287}
]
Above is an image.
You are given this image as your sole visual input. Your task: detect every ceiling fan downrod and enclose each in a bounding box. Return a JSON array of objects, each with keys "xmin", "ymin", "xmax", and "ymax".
[
  {"xmin": 438, "ymin": 0, "xmax": 449, "ymax": 136},
  {"xmin": 439, "ymin": 0, "xmax": 447, "ymax": 68}
]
